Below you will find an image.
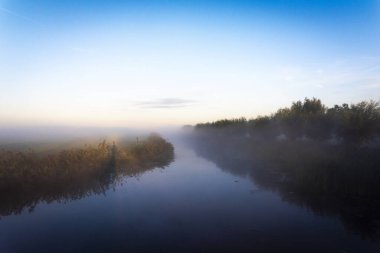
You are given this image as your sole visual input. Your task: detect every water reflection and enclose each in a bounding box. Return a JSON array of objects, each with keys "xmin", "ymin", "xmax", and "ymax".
[
  {"xmin": 0, "ymin": 134, "xmax": 174, "ymax": 217},
  {"xmin": 190, "ymin": 140, "xmax": 380, "ymax": 240},
  {"xmin": 1, "ymin": 139, "xmax": 379, "ymax": 253}
]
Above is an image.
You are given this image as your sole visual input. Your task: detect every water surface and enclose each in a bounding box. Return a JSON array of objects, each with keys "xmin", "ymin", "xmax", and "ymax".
[{"xmin": 1, "ymin": 139, "xmax": 379, "ymax": 253}]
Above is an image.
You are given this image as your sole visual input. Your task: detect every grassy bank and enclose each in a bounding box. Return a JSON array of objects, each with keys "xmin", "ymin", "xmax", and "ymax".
[{"xmin": 0, "ymin": 133, "xmax": 174, "ymax": 216}]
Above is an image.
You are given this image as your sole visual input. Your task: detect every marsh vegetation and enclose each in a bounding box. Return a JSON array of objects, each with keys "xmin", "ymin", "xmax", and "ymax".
[{"xmin": 0, "ymin": 134, "xmax": 174, "ymax": 216}]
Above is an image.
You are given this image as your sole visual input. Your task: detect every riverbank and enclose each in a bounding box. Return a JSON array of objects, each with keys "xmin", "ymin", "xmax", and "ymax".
[{"xmin": 0, "ymin": 133, "xmax": 174, "ymax": 216}]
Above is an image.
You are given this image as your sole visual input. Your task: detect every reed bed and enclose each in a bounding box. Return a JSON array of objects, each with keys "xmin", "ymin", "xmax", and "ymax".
[{"xmin": 0, "ymin": 134, "xmax": 174, "ymax": 216}]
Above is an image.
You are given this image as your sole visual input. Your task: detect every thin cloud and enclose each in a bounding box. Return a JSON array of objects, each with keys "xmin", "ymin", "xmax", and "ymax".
[
  {"xmin": 274, "ymin": 57, "xmax": 380, "ymax": 90},
  {"xmin": 70, "ymin": 47, "xmax": 93, "ymax": 53},
  {"xmin": 362, "ymin": 83, "xmax": 380, "ymax": 89},
  {"xmin": 136, "ymin": 98, "xmax": 197, "ymax": 109},
  {"xmin": 0, "ymin": 6, "xmax": 37, "ymax": 23}
]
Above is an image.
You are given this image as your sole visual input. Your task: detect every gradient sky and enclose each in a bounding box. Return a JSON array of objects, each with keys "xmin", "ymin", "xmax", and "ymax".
[{"xmin": 1, "ymin": 0, "xmax": 379, "ymax": 127}]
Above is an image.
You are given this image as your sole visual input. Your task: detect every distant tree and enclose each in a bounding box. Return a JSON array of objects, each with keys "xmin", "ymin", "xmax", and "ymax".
[
  {"xmin": 302, "ymin": 97, "xmax": 327, "ymax": 115},
  {"xmin": 274, "ymin": 98, "xmax": 330, "ymax": 140},
  {"xmin": 195, "ymin": 98, "xmax": 380, "ymax": 145},
  {"xmin": 248, "ymin": 116, "xmax": 277, "ymax": 139},
  {"xmin": 301, "ymin": 98, "xmax": 330, "ymax": 140},
  {"xmin": 195, "ymin": 118, "xmax": 248, "ymax": 137},
  {"xmin": 273, "ymin": 107, "xmax": 300, "ymax": 140},
  {"xmin": 329, "ymin": 100, "xmax": 380, "ymax": 145}
]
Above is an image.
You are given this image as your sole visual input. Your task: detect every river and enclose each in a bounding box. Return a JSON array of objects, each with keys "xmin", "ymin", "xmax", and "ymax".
[{"xmin": 0, "ymin": 138, "xmax": 379, "ymax": 253}]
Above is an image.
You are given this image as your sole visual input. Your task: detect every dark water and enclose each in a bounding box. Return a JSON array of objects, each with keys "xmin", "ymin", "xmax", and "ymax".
[{"xmin": 1, "ymin": 139, "xmax": 379, "ymax": 253}]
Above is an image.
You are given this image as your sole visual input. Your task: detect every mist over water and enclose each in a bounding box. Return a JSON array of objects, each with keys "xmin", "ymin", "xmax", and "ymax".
[
  {"xmin": 1, "ymin": 0, "xmax": 380, "ymax": 252},
  {"xmin": 0, "ymin": 102, "xmax": 379, "ymax": 252},
  {"xmin": 0, "ymin": 130, "xmax": 379, "ymax": 253},
  {"xmin": 0, "ymin": 126, "xmax": 145, "ymax": 143}
]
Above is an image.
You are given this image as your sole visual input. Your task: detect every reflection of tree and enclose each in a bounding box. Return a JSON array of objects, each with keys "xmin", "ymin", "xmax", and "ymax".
[
  {"xmin": 0, "ymin": 134, "xmax": 174, "ymax": 217},
  {"xmin": 189, "ymin": 97, "xmax": 380, "ymax": 240},
  {"xmin": 189, "ymin": 137, "xmax": 380, "ymax": 240}
]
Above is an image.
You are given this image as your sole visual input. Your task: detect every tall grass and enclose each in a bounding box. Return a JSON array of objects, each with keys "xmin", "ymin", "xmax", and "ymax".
[{"xmin": 0, "ymin": 133, "xmax": 174, "ymax": 216}]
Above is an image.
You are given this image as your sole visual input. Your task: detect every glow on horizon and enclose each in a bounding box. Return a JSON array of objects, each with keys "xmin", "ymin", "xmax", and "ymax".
[{"xmin": 0, "ymin": 0, "xmax": 379, "ymax": 127}]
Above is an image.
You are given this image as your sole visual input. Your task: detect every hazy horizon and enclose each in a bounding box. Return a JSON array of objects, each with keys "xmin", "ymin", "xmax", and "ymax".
[
  {"xmin": 1, "ymin": 2, "xmax": 380, "ymax": 251},
  {"xmin": 1, "ymin": 0, "xmax": 379, "ymax": 128}
]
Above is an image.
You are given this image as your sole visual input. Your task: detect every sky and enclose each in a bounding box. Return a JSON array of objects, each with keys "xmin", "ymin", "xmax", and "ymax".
[{"xmin": 0, "ymin": 0, "xmax": 379, "ymax": 127}]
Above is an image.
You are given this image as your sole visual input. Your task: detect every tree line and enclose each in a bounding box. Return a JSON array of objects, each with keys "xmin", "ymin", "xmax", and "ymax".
[
  {"xmin": 189, "ymin": 98, "xmax": 380, "ymax": 239},
  {"xmin": 190, "ymin": 98, "xmax": 380, "ymax": 196},
  {"xmin": 195, "ymin": 98, "xmax": 380, "ymax": 146}
]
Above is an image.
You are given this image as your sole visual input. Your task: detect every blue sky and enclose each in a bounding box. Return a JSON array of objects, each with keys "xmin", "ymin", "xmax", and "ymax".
[{"xmin": 0, "ymin": 0, "xmax": 379, "ymax": 127}]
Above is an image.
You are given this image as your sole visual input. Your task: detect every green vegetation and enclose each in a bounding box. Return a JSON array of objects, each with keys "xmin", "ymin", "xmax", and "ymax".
[
  {"xmin": 196, "ymin": 98, "xmax": 380, "ymax": 145},
  {"xmin": 0, "ymin": 133, "xmax": 174, "ymax": 216},
  {"xmin": 192, "ymin": 98, "xmax": 380, "ymax": 196},
  {"xmin": 189, "ymin": 99, "xmax": 380, "ymax": 239}
]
